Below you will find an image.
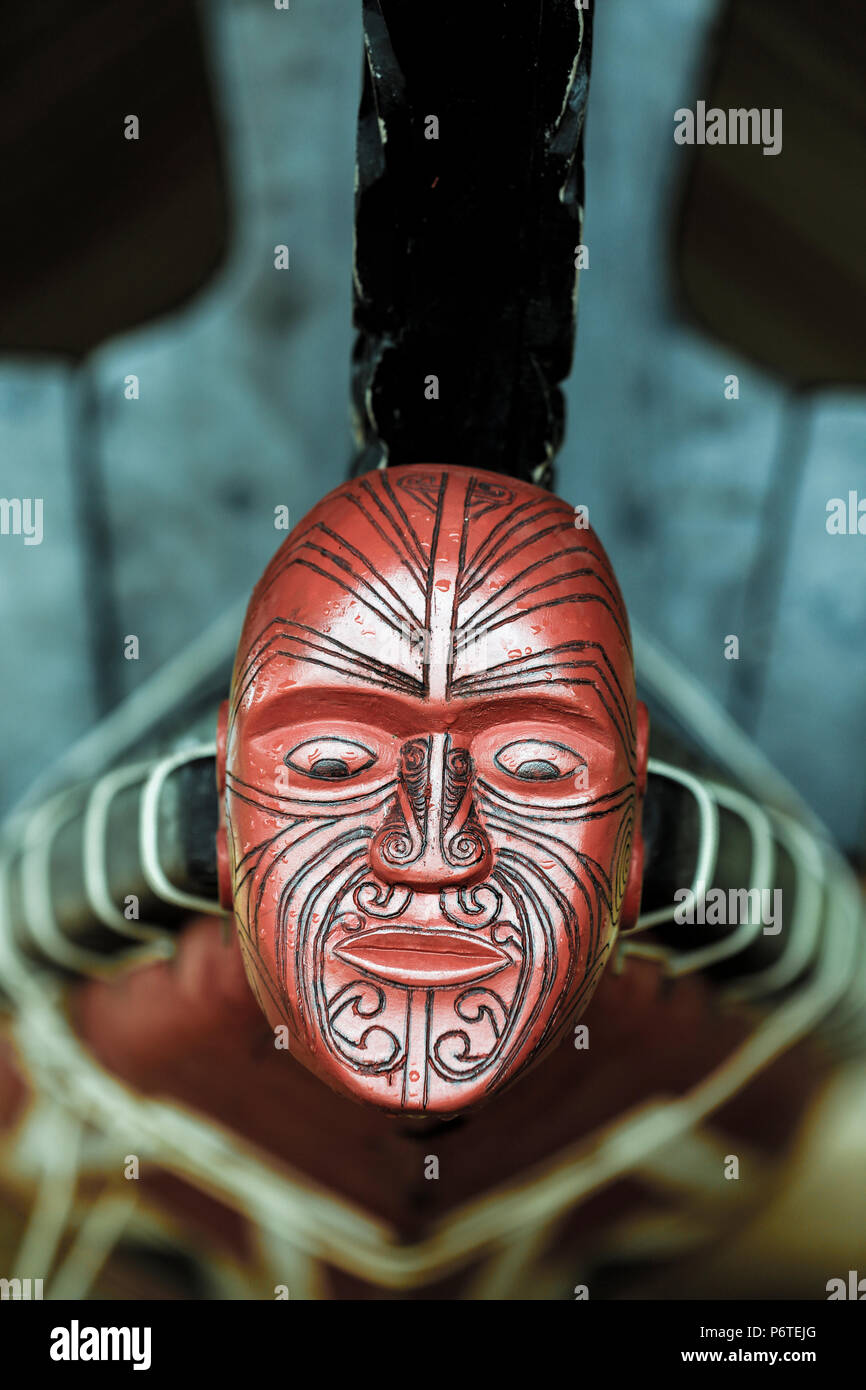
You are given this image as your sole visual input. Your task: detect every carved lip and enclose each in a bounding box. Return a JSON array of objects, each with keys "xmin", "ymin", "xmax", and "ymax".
[{"xmin": 333, "ymin": 926, "xmax": 509, "ymax": 989}]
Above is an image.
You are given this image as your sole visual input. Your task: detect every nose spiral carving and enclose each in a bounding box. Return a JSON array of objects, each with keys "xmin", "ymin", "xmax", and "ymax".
[{"xmin": 369, "ymin": 736, "xmax": 492, "ymax": 887}]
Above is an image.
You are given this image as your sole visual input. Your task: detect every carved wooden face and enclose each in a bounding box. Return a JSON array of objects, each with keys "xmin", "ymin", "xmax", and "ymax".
[{"xmin": 223, "ymin": 466, "xmax": 647, "ymax": 1114}]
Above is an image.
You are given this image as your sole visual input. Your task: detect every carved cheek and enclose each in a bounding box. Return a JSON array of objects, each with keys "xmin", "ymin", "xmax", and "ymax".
[{"xmin": 610, "ymin": 805, "xmax": 634, "ymax": 922}]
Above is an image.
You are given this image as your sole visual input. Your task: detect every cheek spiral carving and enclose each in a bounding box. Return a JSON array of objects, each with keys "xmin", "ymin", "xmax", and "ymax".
[
  {"xmin": 610, "ymin": 804, "xmax": 634, "ymax": 923},
  {"xmin": 440, "ymin": 883, "xmax": 502, "ymax": 929},
  {"xmin": 354, "ymin": 881, "xmax": 411, "ymax": 918}
]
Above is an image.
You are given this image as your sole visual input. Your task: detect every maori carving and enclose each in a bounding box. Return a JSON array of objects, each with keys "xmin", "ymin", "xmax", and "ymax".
[{"xmin": 222, "ymin": 465, "xmax": 648, "ymax": 1114}]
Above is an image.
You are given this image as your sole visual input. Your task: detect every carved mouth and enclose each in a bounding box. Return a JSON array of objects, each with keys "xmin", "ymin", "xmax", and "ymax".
[{"xmin": 333, "ymin": 926, "xmax": 509, "ymax": 989}]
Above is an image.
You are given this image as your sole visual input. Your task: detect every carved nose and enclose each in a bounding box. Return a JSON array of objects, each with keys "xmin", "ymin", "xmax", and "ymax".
[
  {"xmin": 369, "ymin": 736, "xmax": 492, "ymax": 889},
  {"xmin": 370, "ymin": 817, "xmax": 493, "ymax": 888}
]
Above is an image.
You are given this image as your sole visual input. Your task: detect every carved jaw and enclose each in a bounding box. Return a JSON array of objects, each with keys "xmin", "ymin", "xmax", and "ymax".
[{"xmin": 221, "ymin": 465, "xmax": 646, "ymax": 1115}]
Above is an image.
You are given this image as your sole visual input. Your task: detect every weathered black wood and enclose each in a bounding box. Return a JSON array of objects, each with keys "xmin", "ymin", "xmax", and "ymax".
[{"xmin": 350, "ymin": 0, "xmax": 593, "ymax": 486}]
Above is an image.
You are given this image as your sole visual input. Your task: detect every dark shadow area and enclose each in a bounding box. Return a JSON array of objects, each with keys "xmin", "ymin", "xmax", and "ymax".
[
  {"xmin": 0, "ymin": 0, "xmax": 230, "ymax": 358},
  {"xmin": 673, "ymin": 0, "xmax": 865, "ymax": 388}
]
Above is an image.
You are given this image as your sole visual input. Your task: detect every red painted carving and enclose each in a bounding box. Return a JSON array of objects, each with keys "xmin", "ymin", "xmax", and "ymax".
[{"xmin": 221, "ymin": 465, "xmax": 648, "ymax": 1114}]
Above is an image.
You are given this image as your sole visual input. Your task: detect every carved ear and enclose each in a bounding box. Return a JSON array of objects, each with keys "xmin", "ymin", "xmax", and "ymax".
[
  {"xmin": 620, "ymin": 701, "xmax": 649, "ymax": 932},
  {"xmin": 635, "ymin": 698, "xmax": 649, "ymax": 798},
  {"xmin": 216, "ymin": 699, "xmax": 233, "ymax": 910}
]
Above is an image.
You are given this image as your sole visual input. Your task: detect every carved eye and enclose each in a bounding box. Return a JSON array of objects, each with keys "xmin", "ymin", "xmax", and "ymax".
[
  {"xmin": 494, "ymin": 739, "xmax": 586, "ymax": 783},
  {"xmin": 284, "ymin": 738, "xmax": 376, "ymax": 780}
]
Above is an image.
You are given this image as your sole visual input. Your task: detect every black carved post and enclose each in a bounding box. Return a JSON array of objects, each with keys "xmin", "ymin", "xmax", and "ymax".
[{"xmin": 350, "ymin": 0, "xmax": 594, "ymax": 488}]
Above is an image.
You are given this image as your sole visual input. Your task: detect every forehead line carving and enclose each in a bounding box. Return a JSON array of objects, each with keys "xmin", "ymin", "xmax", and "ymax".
[
  {"xmin": 234, "ymin": 681, "xmax": 622, "ymax": 749},
  {"xmin": 235, "ymin": 469, "xmax": 632, "ymax": 710}
]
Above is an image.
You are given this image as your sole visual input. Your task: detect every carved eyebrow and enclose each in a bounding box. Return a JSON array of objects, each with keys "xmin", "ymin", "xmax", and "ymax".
[
  {"xmin": 237, "ymin": 686, "xmax": 424, "ymax": 741},
  {"xmin": 478, "ymin": 702, "xmax": 623, "ymax": 758},
  {"xmin": 236, "ymin": 682, "xmax": 625, "ymax": 766},
  {"xmin": 230, "ymin": 618, "xmax": 425, "ymax": 723},
  {"xmin": 449, "ymin": 642, "xmax": 635, "ymax": 753}
]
